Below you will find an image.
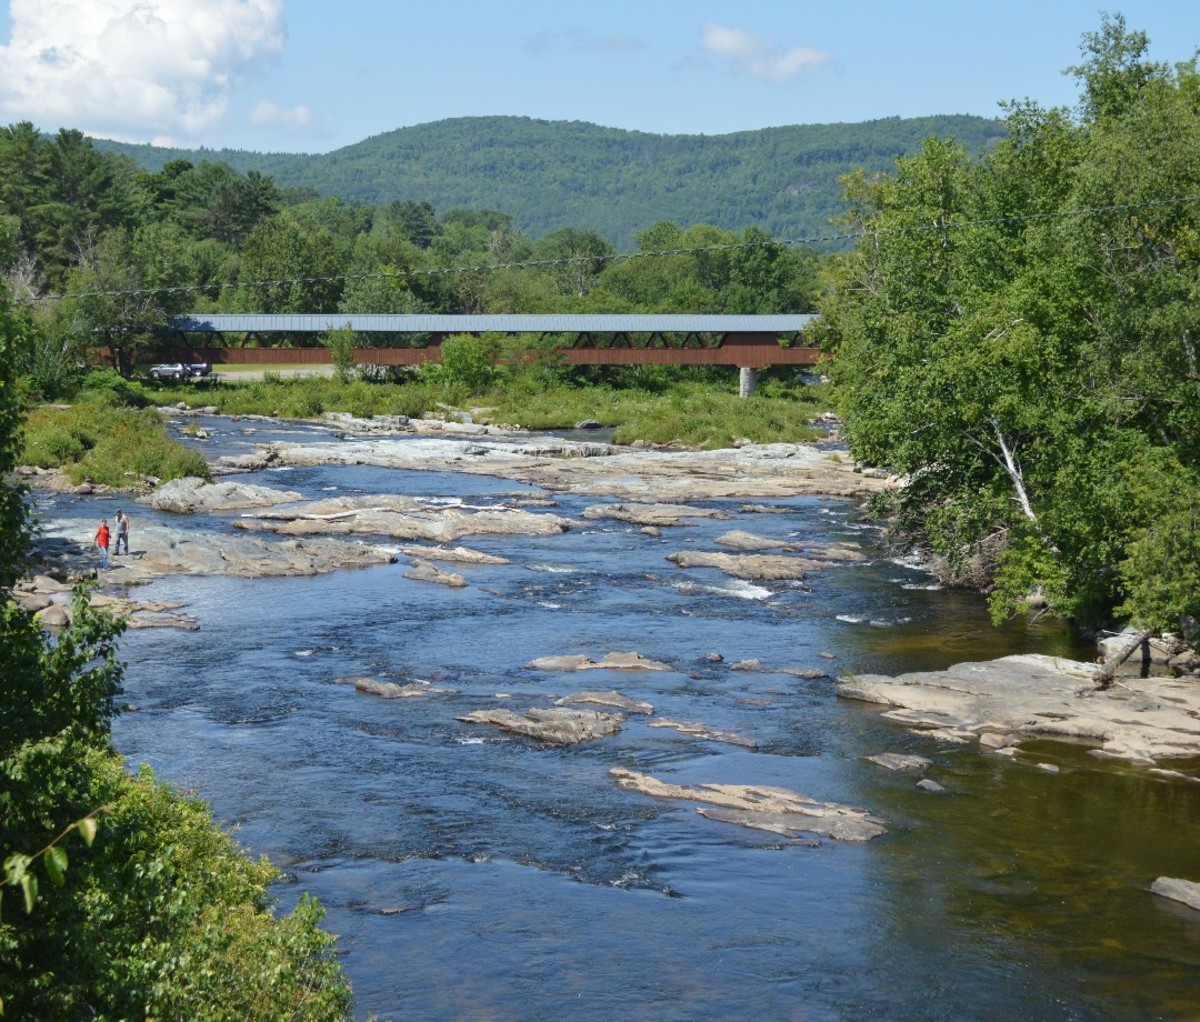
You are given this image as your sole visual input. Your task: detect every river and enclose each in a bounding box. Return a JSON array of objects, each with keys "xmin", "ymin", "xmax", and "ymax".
[{"xmin": 48, "ymin": 416, "xmax": 1200, "ymax": 1021}]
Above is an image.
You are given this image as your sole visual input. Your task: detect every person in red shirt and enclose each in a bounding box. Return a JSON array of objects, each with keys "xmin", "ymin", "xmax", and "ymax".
[{"xmin": 95, "ymin": 519, "xmax": 110, "ymax": 570}]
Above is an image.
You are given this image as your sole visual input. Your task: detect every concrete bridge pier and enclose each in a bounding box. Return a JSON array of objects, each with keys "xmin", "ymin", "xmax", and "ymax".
[{"xmin": 738, "ymin": 366, "xmax": 757, "ymax": 399}]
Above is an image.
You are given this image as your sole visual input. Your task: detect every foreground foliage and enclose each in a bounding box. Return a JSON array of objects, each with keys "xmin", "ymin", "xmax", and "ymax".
[
  {"xmin": 818, "ymin": 15, "xmax": 1200, "ymax": 631},
  {"xmin": 1, "ymin": 290, "xmax": 351, "ymax": 1018}
]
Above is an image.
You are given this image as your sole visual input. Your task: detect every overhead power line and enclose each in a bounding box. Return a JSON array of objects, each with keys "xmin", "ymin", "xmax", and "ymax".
[{"xmin": 14, "ymin": 194, "xmax": 1200, "ymax": 307}]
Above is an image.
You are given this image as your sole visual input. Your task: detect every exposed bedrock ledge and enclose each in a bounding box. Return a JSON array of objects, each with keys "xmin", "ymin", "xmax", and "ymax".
[
  {"xmin": 838, "ymin": 654, "xmax": 1200, "ymax": 767},
  {"xmin": 32, "ymin": 517, "xmax": 396, "ymax": 582},
  {"xmin": 217, "ymin": 437, "xmax": 890, "ymax": 501}
]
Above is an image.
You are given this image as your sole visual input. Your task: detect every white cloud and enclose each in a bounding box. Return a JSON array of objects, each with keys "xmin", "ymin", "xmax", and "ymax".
[
  {"xmin": 699, "ymin": 23, "xmax": 833, "ymax": 84},
  {"xmin": 250, "ymin": 98, "xmax": 317, "ymax": 133},
  {"xmin": 0, "ymin": 0, "xmax": 287, "ymax": 142}
]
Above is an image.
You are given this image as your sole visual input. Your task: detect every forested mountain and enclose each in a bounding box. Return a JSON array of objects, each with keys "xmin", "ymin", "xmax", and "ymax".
[{"xmin": 92, "ymin": 114, "xmax": 1003, "ymax": 249}]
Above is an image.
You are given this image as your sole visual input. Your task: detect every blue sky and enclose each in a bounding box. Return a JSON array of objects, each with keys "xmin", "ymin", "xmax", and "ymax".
[{"xmin": 0, "ymin": 1, "xmax": 1195, "ymax": 153}]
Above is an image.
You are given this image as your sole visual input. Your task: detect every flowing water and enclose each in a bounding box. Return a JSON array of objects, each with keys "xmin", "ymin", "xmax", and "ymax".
[{"xmin": 50, "ymin": 417, "xmax": 1200, "ymax": 1021}]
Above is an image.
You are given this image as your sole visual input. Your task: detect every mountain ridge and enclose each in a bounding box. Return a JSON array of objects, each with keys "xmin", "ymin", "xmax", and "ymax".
[{"xmin": 93, "ymin": 113, "xmax": 1003, "ymax": 249}]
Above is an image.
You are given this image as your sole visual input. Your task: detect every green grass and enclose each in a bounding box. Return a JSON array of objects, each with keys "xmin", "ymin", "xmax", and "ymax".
[
  {"xmin": 154, "ymin": 365, "xmax": 830, "ymax": 447},
  {"xmin": 486, "ymin": 369, "xmax": 831, "ymax": 447}
]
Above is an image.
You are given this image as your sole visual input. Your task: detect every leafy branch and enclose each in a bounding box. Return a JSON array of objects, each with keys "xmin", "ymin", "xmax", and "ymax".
[{"xmin": 1, "ymin": 807, "xmax": 105, "ymax": 915}]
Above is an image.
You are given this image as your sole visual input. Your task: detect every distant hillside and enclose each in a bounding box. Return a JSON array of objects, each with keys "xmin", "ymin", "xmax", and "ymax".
[{"xmin": 94, "ymin": 114, "xmax": 1003, "ymax": 249}]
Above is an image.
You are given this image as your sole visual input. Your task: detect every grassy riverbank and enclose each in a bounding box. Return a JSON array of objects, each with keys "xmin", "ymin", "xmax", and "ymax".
[
  {"xmin": 151, "ymin": 365, "xmax": 833, "ymax": 448},
  {"xmin": 17, "ymin": 364, "xmax": 833, "ymax": 488}
]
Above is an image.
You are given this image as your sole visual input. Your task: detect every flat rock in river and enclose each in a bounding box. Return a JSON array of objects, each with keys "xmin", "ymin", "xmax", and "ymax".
[
  {"xmin": 399, "ymin": 545, "xmax": 510, "ymax": 565},
  {"xmin": 458, "ymin": 707, "xmax": 624, "ymax": 745},
  {"xmin": 218, "ymin": 437, "xmax": 889, "ymax": 501},
  {"xmin": 666, "ymin": 550, "xmax": 813, "ymax": 581},
  {"xmin": 713, "ymin": 530, "xmax": 802, "ymax": 551},
  {"xmin": 864, "ymin": 753, "xmax": 933, "ymax": 772},
  {"xmin": 1150, "ymin": 876, "xmax": 1200, "ymax": 911},
  {"xmin": 528, "ymin": 651, "xmax": 673, "ymax": 672},
  {"xmin": 236, "ymin": 495, "xmax": 572, "ymax": 542},
  {"xmin": 34, "ymin": 517, "xmax": 395, "ymax": 582},
  {"xmin": 610, "ymin": 768, "xmax": 886, "ymax": 842},
  {"xmin": 404, "ymin": 559, "xmax": 468, "ymax": 587},
  {"xmin": 555, "ymin": 690, "xmax": 655, "ymax": 714},
  {"xmin": 141, "ymin": 476, "xmax": 303, "ymax": 512},
  {"xmin": 582, "ymin": 502, "xmax": 731, "ymax": 526},
  {"xmin": 335, "ymin": 676, "xmax": 453, "ymax": 698},
  {"xmin": 838, "ymin": 654, "xmax": 1200, "ymax": 767},
  {"xmin": 647, "ymin": 718, "xmax": 758, "ymax": 748}
]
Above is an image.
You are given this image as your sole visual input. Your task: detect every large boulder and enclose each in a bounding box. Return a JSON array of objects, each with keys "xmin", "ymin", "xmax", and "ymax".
[
  {"xmin": 142, "ymin": 477, "xmax": 303, "ymax": 513},
  {"xmin": 335, "ymin": 676, "xmax": 453, "ymax": 698},
  {"xmin": 404, "ymin": 560, "xmax": 467, "ymax": 587},
  {"xmin": 1151, "ymin": 876, "xmax": 1200, "ymax": 911}
]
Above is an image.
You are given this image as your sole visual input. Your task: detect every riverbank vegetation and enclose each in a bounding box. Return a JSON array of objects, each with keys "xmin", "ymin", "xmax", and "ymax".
[
  {"xmin": 21, "ymin": 397, "xmax": 211, "ymax": 488},
  {"xmin": 145, "ymin": 357, "xmax": 829, "ymax": 448},
  {"xmin": 818, "ymin": 15, "xmax": 1200, "ymax": 634},
  {"xmin": 1, "ymin": 296, "xmax": 352, "ymax": 1019}
]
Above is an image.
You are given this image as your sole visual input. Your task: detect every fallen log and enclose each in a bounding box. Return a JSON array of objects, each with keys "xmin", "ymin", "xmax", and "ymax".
[{"xmin": 1093, "ymin": 629, "xmax": 1152, "ymax": 690}]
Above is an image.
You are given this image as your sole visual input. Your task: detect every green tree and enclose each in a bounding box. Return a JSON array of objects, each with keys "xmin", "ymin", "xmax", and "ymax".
[
  {"xmin": 535, "ymin": 227, "xmax": 614, "ymax": 297},
  {"xmin": 237, "ymin": 212, "xmax": 344, "ymax": 314},
  {"xmin": 322, "ymin": 324, "xmax": 356, "ymax": 382},
  {"xmin": 819, "ymin": 17, "xmax": 1200, "ymax": 628},
  {"xmin": 64, "ymin": 224, "xmax": 193, "ymax": 375},
  {"xmin": 33, "ymin": 129, "xmax": 138, "ymax": 285}
]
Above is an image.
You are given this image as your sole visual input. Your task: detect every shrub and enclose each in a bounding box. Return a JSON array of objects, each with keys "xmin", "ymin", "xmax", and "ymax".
[
  {"xmin": 20, "ymin": 404, "xmax": 211, "ymax": 486},
  {"xmin": 79, "ymin": 368, "xmax": 151, "ymax": 408},
  {"xmin": 435, "ymin": 334, "xmax": 499, "ymax": 393}
]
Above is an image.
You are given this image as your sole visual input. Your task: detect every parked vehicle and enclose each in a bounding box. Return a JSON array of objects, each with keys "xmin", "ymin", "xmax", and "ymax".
[{"xmin": 149, "ymin": 362, "xmax": 212, "ymax": 380}]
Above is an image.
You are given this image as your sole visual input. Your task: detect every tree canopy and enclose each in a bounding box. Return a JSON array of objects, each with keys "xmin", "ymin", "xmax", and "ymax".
[{"xmin": 818, "ymin": 14, "xmax": 1200, "ymax": 631}]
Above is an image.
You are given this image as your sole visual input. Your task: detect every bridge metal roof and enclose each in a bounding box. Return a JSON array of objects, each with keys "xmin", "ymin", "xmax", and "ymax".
[{"xmin": 173, "ymin": 313, "xmax": 816, "ymax": 334}]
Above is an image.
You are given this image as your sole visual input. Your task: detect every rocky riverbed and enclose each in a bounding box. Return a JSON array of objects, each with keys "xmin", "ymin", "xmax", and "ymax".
[{"xmin": 19, "ymin": 417, "xmax": 1200, "ymax": 784}]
